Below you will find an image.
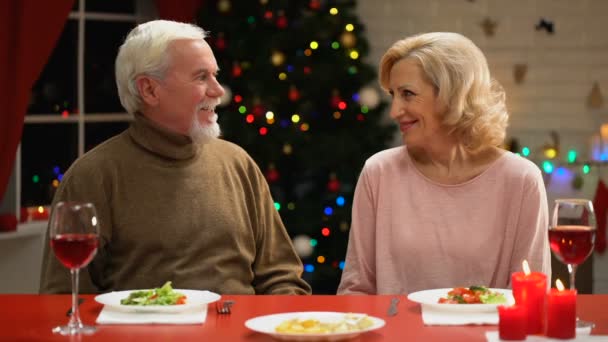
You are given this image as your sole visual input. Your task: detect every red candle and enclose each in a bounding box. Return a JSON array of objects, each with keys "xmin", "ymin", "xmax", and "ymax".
[
  {"xmin": 546, "ymin": 279, "xmax": 576, "ymax": 339},
  {"xmin": 511, "ymin": 260, "xmax": 547, "ymax": 334},
  {"xmin": 31, "ymin": 206, "xmax": 49, "ymax": 220},
  {"xmin": 498, "ymin": 305, "xmax": 527, "ymax": 340}
]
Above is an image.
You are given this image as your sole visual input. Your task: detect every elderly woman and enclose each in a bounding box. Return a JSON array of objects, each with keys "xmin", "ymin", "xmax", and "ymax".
[{"xmin": 338, "ymin": 32, "xmax": 550, "ymax": 295}]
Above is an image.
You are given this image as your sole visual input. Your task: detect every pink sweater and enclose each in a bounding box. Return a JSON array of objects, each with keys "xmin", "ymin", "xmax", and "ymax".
[{"xmin": 338, "ymin": 146, "xmax": 551, "ymax": 295}]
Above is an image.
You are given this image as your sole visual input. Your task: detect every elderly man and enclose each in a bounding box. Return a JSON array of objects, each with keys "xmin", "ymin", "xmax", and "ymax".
[{"xmin": 40, "ymin": 20, "xmax": 311, "ymax": 295}]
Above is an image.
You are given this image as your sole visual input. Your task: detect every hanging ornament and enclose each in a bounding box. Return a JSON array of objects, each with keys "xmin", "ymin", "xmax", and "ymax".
[
  {"xmin": 505, "ymin": 137, "xmax": 520, "ymax": 153},
  {"xmin": 513, "ymin": 64, "xmax": 528, "ymax": 85},
  {"xmin": 571, "ymin": 173, "xmax": 584, "ymax": 190},
  {"xmin": 327, "ymin": 173, "xmax": 341, "ymax": 192},
  {"xmin": 542, "ymin": 131, "xmax": 560, "ymax": 159},
  {"xmin": 283, "ymin": 143, "xmax": 293, "ymax": 155},
  {"xmin": 330, "ymin": 89, "xmax": 342, "ymax": 109},
  {"xmin": 309, "ymin": 0, "xmax": 321, "ymax": 10},
  {"xmin": 215, "ymin": 32, "xmax": 226, "ymax": 51},
  {"xmin": 276, "ymin": 12, "xmax": 288, "ymax": 29},
  {"xmin": 293, "ymin": 235, "xmax": 314, "ymax": 258},
  {"xmin": 232, "ymin": 61, "xmax": 242, "ymax": 77},
  {"xmin": 217, "ymin": 0, "xmax": 231, "ymax": 13},
  {"xmin": 340, "ymin": 32, "xmax": 356, "ymax": 48},
  {"xmin": 253, "ymin": 103, "xmax": 265, "ymax": 117},
  {"xmin": 535, "ymin": 18, "xmax": 555, "ymax": 34},
  {"xmin": 358, "ymin": 86, "xmax": 380, "ymax": 109},
  {"xmin": 480, "ymin": 17, "xmax": 498, "ymax": 37},
  {"xmin": 219, "ymin": 84, "xmax": 232, "ymax": 107},
  {"xmin": 288, "ymin": 85, "xmax": 300, "ymax": 102},
  {"xmin": 265, "ymin": 163, "xmax": 280, "ymax": 183},
  {"xmin": 588, "ymin": 81, "xmax": 604, "ymax": 109},
  {"xmin": 271, "ymin": 51, "xmax": 286, "ymax": 66}
]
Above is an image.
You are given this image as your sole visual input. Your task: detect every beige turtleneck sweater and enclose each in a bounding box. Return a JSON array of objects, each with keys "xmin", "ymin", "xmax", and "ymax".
[{"xmin": 39, "ymin": 113, "xmax": 311, "ymax": 295}]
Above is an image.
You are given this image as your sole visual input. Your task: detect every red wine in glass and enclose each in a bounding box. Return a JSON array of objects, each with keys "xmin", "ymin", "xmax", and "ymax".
[
  {"xmin": 51, "ymin": 233, "xmax": 99, "ymax": 269},
  {"xmin": 550, "ymin": 199, "xmax": 596, "ymax": 329},
  {"xmin": 49, "ymin": 201, "xmax": 99, "ymax": 336},
  {"xmin": 549, "ymin": 225, "xmax": 596, "ymax": 265}
]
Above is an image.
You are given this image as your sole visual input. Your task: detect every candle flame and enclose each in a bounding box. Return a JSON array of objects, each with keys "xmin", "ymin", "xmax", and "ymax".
[
  {"xmin": 37, "ymin": 206, "xmax": 44, "ymax": 213},
  {"xmin": 556, "ymin": 279, "xmax": 565, "ymax": 291},
  {"xmin": 522, "ymin": 260, "xmax": 530, "ymax": 275}
]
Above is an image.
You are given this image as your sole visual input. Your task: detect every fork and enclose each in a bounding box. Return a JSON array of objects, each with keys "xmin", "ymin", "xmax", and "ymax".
[
  {"xmin": 216, "ymin": 300, "xmax": 234, "ymax": 314},
  {"xmin": 387, "ymin": 297, "xmax": 400, "ymax": 316}
]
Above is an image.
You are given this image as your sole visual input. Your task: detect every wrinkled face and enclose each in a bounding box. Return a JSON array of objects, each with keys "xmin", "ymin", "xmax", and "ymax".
[
  {"xmin": 387, "ymin": 58, "xmax": 446, "ymax": 148},
  {"xmin": 157, "ymin": 39, "xmax": 225, "ymax": 142}
]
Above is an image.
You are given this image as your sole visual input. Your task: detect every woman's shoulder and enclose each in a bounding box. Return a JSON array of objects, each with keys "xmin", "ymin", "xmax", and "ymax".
[
  {"xmin": 365, "ymin": 146, "xmax": 408, "ymax": 168},
  {"xmin": 493, "ymin": 150, "xmax": 544, "ymax": 183}
]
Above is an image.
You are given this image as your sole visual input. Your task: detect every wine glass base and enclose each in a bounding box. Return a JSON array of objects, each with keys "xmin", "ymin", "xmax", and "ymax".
[
  {"xmin": 52, "ymin": 324, "xmax": 96, "ymax": 336},
  {"xmin": 576, "ymin": 318, "xmax": 595, "ymax": 329}
]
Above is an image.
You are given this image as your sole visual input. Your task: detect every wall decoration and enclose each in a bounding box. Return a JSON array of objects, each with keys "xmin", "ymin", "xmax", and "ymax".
[
  {"xmin": 513, "ymin": 64, "xmax": 528, "ymax": 85},
  {"xmin": 480, "ymin": 17, "xmax": 497, "ymax": 37},
  {"xmin": 588, "ymin": 81, "xmax": 604, "ymax": 109},
  {"xmin": 535, "ymin": 18, "xmax": 555, "ymax": 34}
]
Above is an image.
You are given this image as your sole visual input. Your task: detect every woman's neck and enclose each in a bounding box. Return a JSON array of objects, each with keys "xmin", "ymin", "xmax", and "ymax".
[{"xmin": 408, "ymin": 144, "xmax": 503, "ymax": 185}]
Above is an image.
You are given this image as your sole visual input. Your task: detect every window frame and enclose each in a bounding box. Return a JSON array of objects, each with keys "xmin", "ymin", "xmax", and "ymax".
[{"xmin": 12, "ymin": 0, "xmax": 148, "ymax": 217}]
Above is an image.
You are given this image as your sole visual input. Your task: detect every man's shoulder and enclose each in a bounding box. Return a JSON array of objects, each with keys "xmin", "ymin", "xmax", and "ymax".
[
  {"xmin": 67, "ymin": 133, "xmax": 128, "ymax": 175},
  {"xmin": 208, "ymin": 138, "xmax": 253, "ymax": 162}
]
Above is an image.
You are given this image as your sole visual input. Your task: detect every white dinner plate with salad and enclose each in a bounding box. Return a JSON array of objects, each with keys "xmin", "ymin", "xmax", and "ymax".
[
  {"xmin": 95, "ymin": 289, "xmax": 221, "ymax": 313},
  {"xmin": 245, "ymin": 311, "xmax": 385, "ymax": 341},
  {"xmin": 407, "ymin": 287, "xmax": 514, "ymax": 313}
]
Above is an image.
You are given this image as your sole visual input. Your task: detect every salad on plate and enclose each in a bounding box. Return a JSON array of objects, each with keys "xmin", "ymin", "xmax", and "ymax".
[
  {"xmin": 120, "ymin": 281, "xmax": 186, "ymax": 306},
  {"xmin": 437, "ymin": 286, "xmax": 507, "ymax": 304}
]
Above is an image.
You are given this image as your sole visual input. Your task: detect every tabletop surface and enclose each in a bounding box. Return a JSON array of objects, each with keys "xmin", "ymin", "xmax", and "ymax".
[{"xmin": 0, "ymin": 294, "xmax": 606, "ymax": 341}]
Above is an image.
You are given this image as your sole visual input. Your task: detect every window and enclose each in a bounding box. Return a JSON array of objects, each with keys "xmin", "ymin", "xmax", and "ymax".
[{"xmin": 15, "ymin": 0, "xmax": 148, "ymax": 209}]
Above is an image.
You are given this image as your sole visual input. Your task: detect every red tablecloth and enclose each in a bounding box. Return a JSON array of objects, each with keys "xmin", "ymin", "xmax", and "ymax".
[{"xmin": 0, "ymin": 294, "xmax": 606, "ymax": 341}]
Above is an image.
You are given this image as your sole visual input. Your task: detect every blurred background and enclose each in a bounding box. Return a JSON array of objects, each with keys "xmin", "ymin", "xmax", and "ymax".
[{"xmin": 1, "ymin": 0, "xmax": 606, "ymax": 295}]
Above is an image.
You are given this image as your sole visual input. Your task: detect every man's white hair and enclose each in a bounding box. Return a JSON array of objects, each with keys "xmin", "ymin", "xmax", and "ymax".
[{"xmin": 115, "ymin": 20, "xmax": 208, "ymax": 115}]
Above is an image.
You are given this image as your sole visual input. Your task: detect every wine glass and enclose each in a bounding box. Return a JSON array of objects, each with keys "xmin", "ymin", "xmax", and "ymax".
[
  {"xmin": 549, "ymin": 198, "xmax": 596, "ymax": 329},
  {"xmin": 49, "ymin": 201, "xmax": 100, "ymax": 335}
]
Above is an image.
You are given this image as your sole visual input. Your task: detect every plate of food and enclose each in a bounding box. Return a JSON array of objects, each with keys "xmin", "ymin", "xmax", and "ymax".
[
  {"xmin": 407, "ymin": 286, "xmax": 514, "ymax": 313},
  {"xmin": 244, "ymin": 311, "xmax": 385, "ymax": 341},
  {"xmin": 94, "ymin": 281, "xmax": 221, "ymax": 313}
]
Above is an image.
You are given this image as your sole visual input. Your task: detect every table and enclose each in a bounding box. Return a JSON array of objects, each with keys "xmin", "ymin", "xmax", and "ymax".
[{"xmin": 1, "ymin": 294, "xmax": 606, "ymax": 341}]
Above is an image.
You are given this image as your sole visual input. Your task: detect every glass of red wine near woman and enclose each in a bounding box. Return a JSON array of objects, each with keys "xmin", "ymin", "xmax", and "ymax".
[
  {"xmin": 549, "ymin": 198, "xmax": 596, "ymax": 328},
  {"xmin": 49, "ymin": 201, "xmax": 99, "ymax": 335}
]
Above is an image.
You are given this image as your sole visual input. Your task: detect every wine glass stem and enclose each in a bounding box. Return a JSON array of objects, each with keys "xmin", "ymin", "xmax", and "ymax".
[
  {"xmin": 567, "ymin": 264, "xmax": 577, "ymax": 290},
  {"xmin": 68, "ymin": 268, "xmax": 82, "ymax": 329}
]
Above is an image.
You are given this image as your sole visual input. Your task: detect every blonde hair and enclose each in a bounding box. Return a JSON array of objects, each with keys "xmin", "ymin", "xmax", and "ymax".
[
  {"xmin": 115, "ymin": 20, "xmax": 208, "ymax": 114},
  {"xmin": 379, "ymin": 32, "xmax": 508, "ymax": 151}
]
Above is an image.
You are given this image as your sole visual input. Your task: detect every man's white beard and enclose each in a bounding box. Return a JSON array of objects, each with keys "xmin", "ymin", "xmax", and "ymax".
[{"xmin": 189, "ymin": 113, "xmax": 221, "ymax": 145}]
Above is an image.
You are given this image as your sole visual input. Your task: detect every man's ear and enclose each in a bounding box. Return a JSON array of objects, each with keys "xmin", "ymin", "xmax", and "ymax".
[{"xmin": 136, "ymin": 75, "xmax": 160, "ymax": 106}]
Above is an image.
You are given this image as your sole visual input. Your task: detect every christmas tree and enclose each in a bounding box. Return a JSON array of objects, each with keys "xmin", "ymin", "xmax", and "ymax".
[{"xmin": 198, "ymin": 0, "xmax": 396, "ymax": 293}]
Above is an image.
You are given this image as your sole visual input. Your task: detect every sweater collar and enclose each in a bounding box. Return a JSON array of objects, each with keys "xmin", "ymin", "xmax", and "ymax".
[{"xmin": 128, "ymin": 112, "xmax": 197, "ymax": 160}]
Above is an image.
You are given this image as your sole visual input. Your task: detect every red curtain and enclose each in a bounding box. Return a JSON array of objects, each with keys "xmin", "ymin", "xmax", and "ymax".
[
  {"xmin": 155, "ymin": 0, "xmax": 205, "ymax": 23},
  {"xmin": 0, "ymin": 0, "xmax": 75, "ymax": 204}
]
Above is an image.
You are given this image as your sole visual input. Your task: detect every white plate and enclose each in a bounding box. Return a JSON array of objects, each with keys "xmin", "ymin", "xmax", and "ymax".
[
  {"xmin": 94, "ymin": 289, "xmax": 221, "ymax": 313},
  {"xmin": 407, "ymin": 288, "xmax": 514, "ymax": 313},
  {"xmin": 245, "ymin": 311, "xmax": 385, "ymax": 341}
]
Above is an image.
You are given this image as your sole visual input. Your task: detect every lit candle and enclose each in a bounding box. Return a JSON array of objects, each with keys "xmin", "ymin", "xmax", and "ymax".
[
  {"xmin": 31, "ymin": 206, "xmax": 49, "ymax": 220},
  {"xmin": 498, "ymin": 305, "xmax": 527, "ymax": 340},
  {"xmin": 546, "ymin": 279, "xmax": 576, "ymax": 339},
  {"xmin": 511, "ymin": 260, "xmax": 547, "ymax": 334}
]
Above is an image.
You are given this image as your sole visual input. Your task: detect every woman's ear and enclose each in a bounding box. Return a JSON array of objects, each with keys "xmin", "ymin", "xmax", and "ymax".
[{"xmin": 136, "ymin": 75, "xmax": 160, "ymax": 106}]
